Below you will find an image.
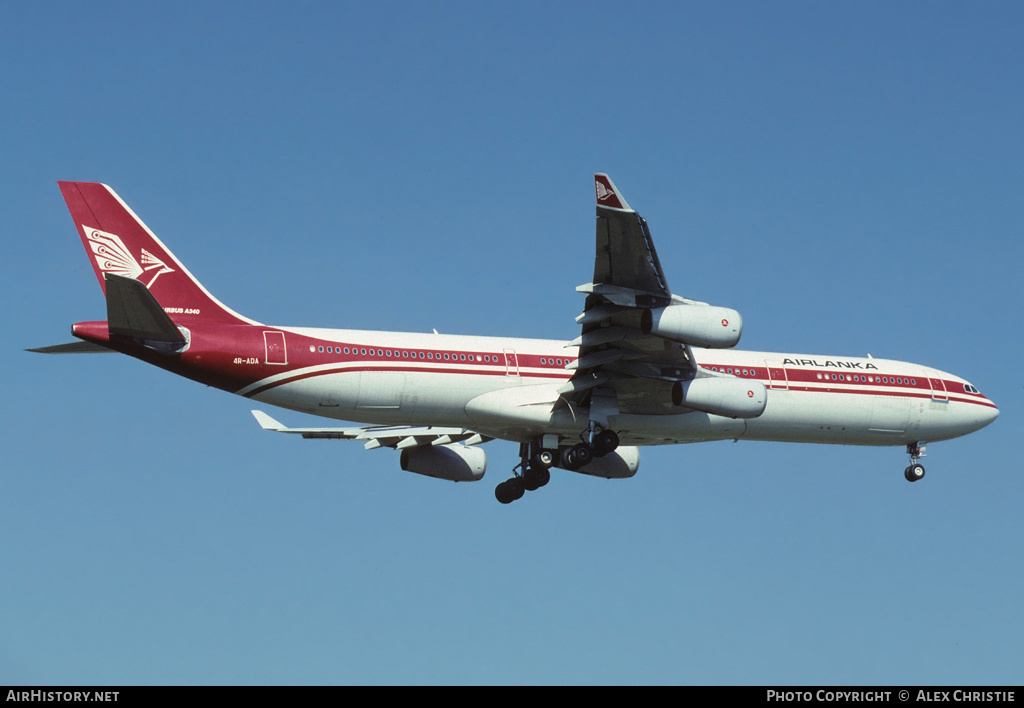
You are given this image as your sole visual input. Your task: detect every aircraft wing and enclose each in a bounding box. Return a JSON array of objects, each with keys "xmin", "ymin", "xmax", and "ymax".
[
  {"xmin": 563, "ymin": 174, "xmax": 738, "ymax": 420},
  {"xmin": 588, "ymin": 173, "xmax": 672, "ymax": 300},
  {"xmin": 251, "ymin": 410, "xmax": 491, "ymax": 449}
]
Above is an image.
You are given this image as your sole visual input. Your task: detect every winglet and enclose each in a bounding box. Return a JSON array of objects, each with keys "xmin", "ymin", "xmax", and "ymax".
[
  {"xmin": 251, "ymin": 410, "xmax": 285, "ymax": 431},
  {"xmin": 594, "ymin": 173, "xmax": 633, "ymax": 212}
]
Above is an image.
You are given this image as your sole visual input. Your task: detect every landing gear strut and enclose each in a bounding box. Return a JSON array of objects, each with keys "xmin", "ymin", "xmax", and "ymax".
[{"xmin": 904, "ymin": 442, "xmax": 926, "ymax": 482}]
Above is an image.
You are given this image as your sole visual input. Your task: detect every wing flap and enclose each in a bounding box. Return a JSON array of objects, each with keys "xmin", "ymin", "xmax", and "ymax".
[{"xmin": 251, "ymin": 410, "xmax": 491, "ymax": 448}]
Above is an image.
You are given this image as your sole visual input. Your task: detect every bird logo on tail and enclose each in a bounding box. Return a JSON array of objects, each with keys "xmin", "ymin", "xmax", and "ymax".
[{"xmin": 84, "ymin": 226, "xmax": 175, "ymax": 289}]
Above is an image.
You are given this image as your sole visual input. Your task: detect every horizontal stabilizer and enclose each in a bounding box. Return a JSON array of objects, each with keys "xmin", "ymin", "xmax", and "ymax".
[
  {"xmin": 26, "ymin": 341, "xmax": 115, "ymax": 354},
  {"xmin": 105, "ymin": 273, "xmax": 186, "ymax": 346}
]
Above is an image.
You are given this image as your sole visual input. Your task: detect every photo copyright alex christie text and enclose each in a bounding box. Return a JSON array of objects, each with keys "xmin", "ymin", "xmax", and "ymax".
[{"xmin": 766, "ymin": 691, "xmax": 1015, "ymax": 703}]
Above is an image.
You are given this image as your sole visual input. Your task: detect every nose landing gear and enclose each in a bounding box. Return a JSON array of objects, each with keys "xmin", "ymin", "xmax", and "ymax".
[{"xmin": 904, "ymin": 442, "xmax": 926, "ymax": 482}]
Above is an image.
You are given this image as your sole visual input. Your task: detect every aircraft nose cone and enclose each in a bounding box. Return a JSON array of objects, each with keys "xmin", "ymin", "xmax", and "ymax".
[
  {"xmin": 965, "ymin": 400, "xmax": 999, "ymax": 434},
  {"xmin": 982, "ymin": 402, "xmax": 999, "ymax": 427}
]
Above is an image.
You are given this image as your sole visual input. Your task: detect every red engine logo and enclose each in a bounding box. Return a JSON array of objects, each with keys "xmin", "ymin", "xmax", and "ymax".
[
  {"xmin": 747, "ymin": 390, "xmax": 754, "ymax": 398},
  {"xmin": 721, "ymin": 319, "xmax": 729, "ymax": 327}
]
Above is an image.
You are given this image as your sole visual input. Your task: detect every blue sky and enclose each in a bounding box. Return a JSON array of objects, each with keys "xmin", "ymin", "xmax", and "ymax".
[{"xmin": 2, "ymin": 1, "xmax": 1021, "ymax": 685}]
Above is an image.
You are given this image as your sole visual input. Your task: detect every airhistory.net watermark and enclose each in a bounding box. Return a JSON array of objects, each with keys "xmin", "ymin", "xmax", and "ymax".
[{"xmin": 6, "ymin": 692, "xmax": 118, "ymax": 703}]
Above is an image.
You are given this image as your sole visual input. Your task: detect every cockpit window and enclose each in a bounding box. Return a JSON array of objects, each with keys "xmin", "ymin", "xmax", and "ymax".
[{"xmin": 964, "ymin": 383, "xmax": 980, "ymax": 394}]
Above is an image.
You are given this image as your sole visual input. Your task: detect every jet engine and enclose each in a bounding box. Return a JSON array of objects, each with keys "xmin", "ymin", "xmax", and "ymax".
[
  {"xmin": 672, "ymin": 377, "xmax": 766, "ymax": 418},
  {"xmin": 570, "ymin": 446, "xmax": 640, "ymax": 479},
  {"xmin": 399, "ymin": 444, "xmax": 486, "ymax": 482},
  {"xmin": 641, "ymin": 304, "xmax": 742, "ymax": 349}
]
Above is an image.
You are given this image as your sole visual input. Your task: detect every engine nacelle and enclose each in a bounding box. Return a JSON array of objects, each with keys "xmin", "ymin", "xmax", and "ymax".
[
  {"xmin": 672, "ymin": 377, "xmax": 766, "ymax": 419},
  {"xmin": 641, "ymin": 304, "xmax": 742, "ymax": 348},
  {"xmin": 399, "ymin": 444, "xmax": 486, "ymax": 482},
  {"xmin": 573, "ymin": 446, "xmax": 640, "ymax": 479}
]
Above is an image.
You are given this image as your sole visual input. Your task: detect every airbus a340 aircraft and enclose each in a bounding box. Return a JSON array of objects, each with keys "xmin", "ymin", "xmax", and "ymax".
[{"xmin": 34, "ymin": 176, "xmax": 998, "ymax": 503}]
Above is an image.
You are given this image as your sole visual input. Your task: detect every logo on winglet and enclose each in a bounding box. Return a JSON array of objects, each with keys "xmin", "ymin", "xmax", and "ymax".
[
  {"xmin": 85, "ymin": 226, "xmax": 174, "ymax": 288},
  {"xmin": 595, "ymin": 176, "xmax": 626, "ymax": 209}
]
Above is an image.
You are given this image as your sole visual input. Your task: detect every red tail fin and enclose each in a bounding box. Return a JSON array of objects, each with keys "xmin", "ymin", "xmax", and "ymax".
[{"xmin": 58, "ymin": 182, "xmax": 254, "ymax": 326}]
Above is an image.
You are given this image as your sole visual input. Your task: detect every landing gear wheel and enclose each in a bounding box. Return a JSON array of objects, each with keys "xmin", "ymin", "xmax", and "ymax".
[
  {"xmin": 904, "ymin": 442, "xmax": 927, "ymax": 483},
  {"xmin": 560, "ymin": 446, "xmax": 582, "ymax": 471},
  {"xmin": 523, "ymin": 465, "xmax": 551, "ymax": 491},
  {"xmin": 532, "ymin": 449, "xmax": 554, "ymax": 469},
  {"xmin": 495, "ymin": 477, "xmax": 525, "ymax": 504},
  {"xmin": 536, "ymin": 466, "xmax": 551, "ymax": 487},
  {"xmin": 509, "ymin": 477, "xmax": 525, "ymax": 499},
  {"xmin": 572, "ymin": 442, "xmax": 594, "ymax": 467},
  {"xmin": 495, "ymin": 480, "xmax": 513, "ymax": 504},
  {"xmin": 904, "ymin": 464, "xmax": 925, "ymax": 483},
  {"xmin": 593, "ymin": 429, "xmax": 620, "ymax": 457}
]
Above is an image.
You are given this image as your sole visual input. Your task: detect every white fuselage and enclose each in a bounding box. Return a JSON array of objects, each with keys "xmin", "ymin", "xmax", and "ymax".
[{"xmin": 240, "ymin": 327, "xmax": 997, "ymax": 449}]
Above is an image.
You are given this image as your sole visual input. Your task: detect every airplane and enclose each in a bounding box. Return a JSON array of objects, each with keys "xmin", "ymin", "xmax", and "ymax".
[{"xmin": 32, "ymin": 176, "xmax": 999, "ymax": 504}]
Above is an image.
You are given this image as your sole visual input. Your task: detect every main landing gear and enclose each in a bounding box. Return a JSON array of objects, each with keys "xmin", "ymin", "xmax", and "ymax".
[
  {"xmin": 558, "ymin": 426, "xmax": 619, "ymax": 471},
  {"xmin": 494, "ymin": 425, "xmax": 621, "ymax": 504},
  {"xmin": 904, "ymin": 441, "xmax": 926, "ymax": 482},
  {"xmin": 495, "ymin": 442, "xmax": 552, "ymax": 504}
]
